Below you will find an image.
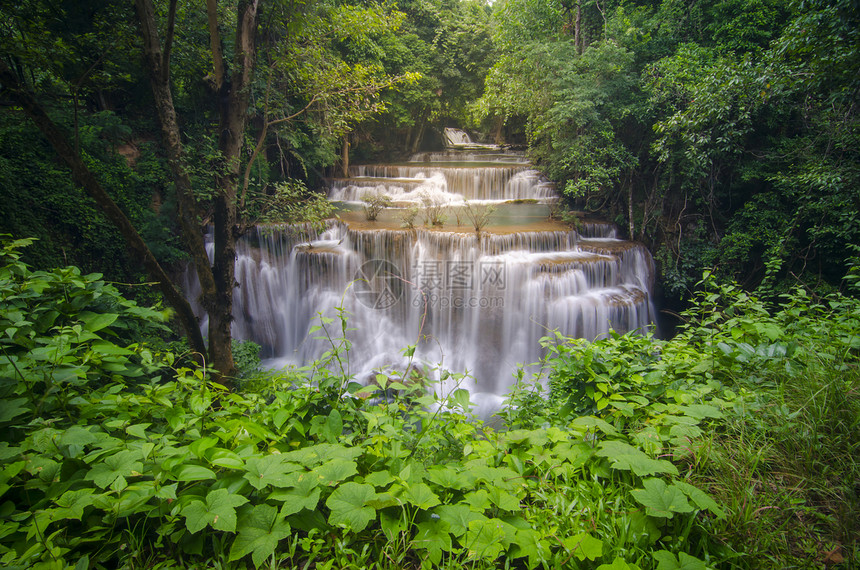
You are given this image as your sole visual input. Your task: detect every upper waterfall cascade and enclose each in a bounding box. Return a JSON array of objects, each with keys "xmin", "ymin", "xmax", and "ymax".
[
  {"xmin": 328, "ymin": 129, "xmax": 552, "ymax": 204},
  {"xmin": 186, "ymin": 134, "xmax": 656, "ymax": 415}
]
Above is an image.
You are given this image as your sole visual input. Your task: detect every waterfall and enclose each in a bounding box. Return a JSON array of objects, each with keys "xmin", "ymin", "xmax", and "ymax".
[{"xmin": 186, "ymin": 143, "xmax": 657, "ymax": 415}]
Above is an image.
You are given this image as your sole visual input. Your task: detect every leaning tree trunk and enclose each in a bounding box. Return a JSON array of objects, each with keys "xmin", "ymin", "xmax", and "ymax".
[
  {"xmin": 134, "ymin": 0, "xmax": 217, "ymax": 321},
  {"xmin": 0, "ymin": 60, "xmax": 208, "ymax": 358}
]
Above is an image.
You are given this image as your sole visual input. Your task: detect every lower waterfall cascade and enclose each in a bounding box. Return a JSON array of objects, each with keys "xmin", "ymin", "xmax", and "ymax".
[{"xmin": 186, "ymin": 130, "xmax": 657, "ymax": 415}]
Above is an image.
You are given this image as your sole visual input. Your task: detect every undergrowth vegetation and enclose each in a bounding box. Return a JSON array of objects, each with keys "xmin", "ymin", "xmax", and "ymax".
[{"xmin": 1, "ymin": 238, "xmax": 858, "ymax": 569}]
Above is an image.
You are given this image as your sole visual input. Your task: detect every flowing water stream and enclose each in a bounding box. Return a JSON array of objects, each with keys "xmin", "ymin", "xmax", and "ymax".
[{"xmin": 187, "ymin": 130, "xmax": 656, "ymax": 414}]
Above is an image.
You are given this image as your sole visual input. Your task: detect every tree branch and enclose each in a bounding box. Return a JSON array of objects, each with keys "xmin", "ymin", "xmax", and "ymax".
[
  {"xmin": 163, "ymin": 0, "xmax": 178, "ymax": 83},
  {"xmin": 206, "ymin": 0, "xmax": 225, "ymax": 90}
]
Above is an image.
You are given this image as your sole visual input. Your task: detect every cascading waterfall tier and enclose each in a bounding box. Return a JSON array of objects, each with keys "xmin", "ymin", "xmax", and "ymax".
[
  {"xmin": 193, "ymin": 224, "xmax": 656, "ymax": 416},
  {"xmin": 186, "ymin": 136, "xmax": 657, "ymax": 415},
  {"xmin": 326, "ymin": 133, "xmax": 555, "ymax": 204}
]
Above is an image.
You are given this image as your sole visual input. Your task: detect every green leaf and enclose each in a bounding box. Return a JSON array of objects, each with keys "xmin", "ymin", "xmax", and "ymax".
[
  {"xmin": 464, "ymin": 489, "xmax": 492, "ymax": 511},
  {"xmin": 597, "ymin": 557, "xmax": 642, "ymax": 570},
  {"xmin": 562, "ymin": 533, "xmax": 603, "ymax": 561},
  {"xmin": 487, "ymin": 487, "xmax": 520, "ymax": 511},
  {"xmin": 53, "ymin": 489, "xmax": 95, "ymax": 520},
  {"xmin": 425, "ymin": 465, "xmax": 475, "ymax": 490},
  {"xmin": 652, "ymin": 550, "xmax": 708, "ymax": 570},
  {"xmin": 189, "ymin": 437, "xmax": 218, "ymax": 459},
  {"xmin": 414, "ymin": 519, "xmax": 452, "ymax": 564},
  {"xmin": 435, "ymin": 504, "xmax": 487, "ymax": 536},
  {"xmin": 570, "ymin": 415, "xmax": 619, "ymax": 435},
  {"xmin": 244, "ymin": 454, "xmax": 302, "ymax": 490},
  {"xmin": 673, "ymin": 480, "xmax": 725, "ymax": 519},
  {"xmin": 631, "ymin": 479, "xmax": 694, "ymax": 519},
  {"xmin": 0, "ymin": 398, "xmax": 28, "ymax": 423},
  {"xmin": 509, "ymin": 527, "xmax": 549, "ymax": 569},
  {"xmin": 401, "ymin": 482, "xmax": 440, "ymax": 510},
  {"xmin": 677, "ymin": 404, "xmax": 721, "ymax": 420},
  {"xmin": 313, "ymin": 458, "xmax": 357, "ymax": 486},
  {"xmin": 174, "ymin": 464, "xmax": 217, "ymax": 482},
  {"xmin": 365, "ymin": 470, "xmax": 395, "ymax": 488},
  {"xmin": 85, "ymin": 450, "xmax": 143, "ymax": 489},
  {"xmin": 596, "ymin": 441, "xmax": 679, "ymax": 477},
  {"xmin": 465, "ymin": 518, "xmax": 506, "ymax": 560},
  {"xmin": 79, "ymin": 312, "xmax": 118, "ymax": 332},
  {"xmin": 229, "ymin": 504, "xmax": 291, "ymax": 567},
  {"xmin": 182, "ymin": 488, "xmax": 249, "ymax": 533},
  {"xmin": 208, "ymin": 448, "xmax": 245, "ymax": 469},
  {"xmin": 325, "ymin": 482, "xmax": 377, "ymax": 532},
  {"xmin": 267, "ymin": 472, "xmax": 321, "ymax": 516},
  {"xmin": 91, "ymin": 340, "xmax": 133, "ymax": 355}
]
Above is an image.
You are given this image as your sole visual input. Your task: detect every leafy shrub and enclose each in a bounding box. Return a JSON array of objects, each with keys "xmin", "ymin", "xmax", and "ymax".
[
  {"xmin": 362, "ymin": 190, "xmax": 392, "ymax": 221},
  {"xmin": 2, "ymin": 239, "xmax": 856, "ymax": 568},
  {"xmin": 0, "ymin": 238, "xmax": 727, "ymax": 569}
]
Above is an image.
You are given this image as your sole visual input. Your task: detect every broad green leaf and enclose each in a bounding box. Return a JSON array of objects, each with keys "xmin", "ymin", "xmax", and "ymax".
[
  {"xmin": 597, "ymin": 557, "xmax": 642, "ymax": 570},
  {"xmin": 401, "ymin": 482, "xmax": 440, "ymax": 510},
  {"xmin": 208, "ymin": 448, "xmax": 245, "ymax": 469},
  {"xmin": 414, "ymin": 519, "xmax": 452, "ymax": 564},
  {"xmin": 631, "ymin": 479, "xmax": 694, "ymax": 519},
  {"xmin": 365, "ymin": 470, "xmax": 395, "ymax": 488},
  {"xmin": 465, "ymin": 518, "xmax": 505, "ymax": 560},
  {"xmin": 313, "ymin": 458, "xmax": 357, "ymax": 486},
  {"xmin": 652, "ymin": 550, "xmax": 708, "ymax": 570},
  {"xmin": 467, "ymin": 464, "xmax": 520, "ymax": 491},
  {"xmin": 673, "ymin": 480, "xmax": 726, "ymax": 519},
  {"xmin": 174, "ymin": 464, "xmax": 217, "ymax": 482},
  {"xmin": 189, "ymin": 437, "xmax": 218, "ymax": 459},
  {"xmin": 487, "ymin": 487, "xmax": 520, "ymax": 511},
  {"xmin": 435, "ymin": 504, "xmax": 487, "ymax": 536},
  {"xmin": 229, "ymin": 504, "xmax": 291, "ymax": 567},
  {"xmin": 91, "ymin": 341, "xmax": 133, "ymax": 355},
  {"xmin": 0, "ymin": 398, "xmax": 28, "ymax": 422},
  {"xmin": 268, "ymin": 472, "xmax": 321, "ymax": 516},
  {"xmin": 323, "ymin": 409, "xmax": 343, "ymax": 442},
  {"xmin": 124, "ymin": 424, "xmax": 150, "ymax": 440},
  {"xmin": 79, "ymin": 312, "xmax": 118, "ymax": 332},
  {"xmin": 53, "ymin": 489, "xmax": 95, "ymax": 520},
  {"xmin": 244, "ymin": 455, "xmax": 302, "ymax": 490},
  {"xmin": 182, "ymin": 488, "xmax": 249, "ymax": 533},
  {"xmin": 509, "ymin": 527, "xmax": 548, "ymax": 569},
  {"xmin": 678, "ymin": 404, "xmax": 721, "ymax": 420},
  {"xmin": 326, "ymin": 482, "xmax": 377, "ymax": 532},
  {"xmin": 464, "ymin": 489, "xmax": 491, "ymax": 511},
  {"xmin": 562, "ymin": 533, "xmax": 603, "ymax": 561},
  {"xmin": 596, "ymin": 441, "xmax": 678, "ymax": 477},
  {"xmin": 426, "ymin": 465, "xmax": 475, "ymax": 490},
  {"xmin": 570, "ymin": 415, "xmax": 619, "ymax": 435},
  {"xmin": 86, "ymin": 450, "xmax": 143, "ymax": 489}
]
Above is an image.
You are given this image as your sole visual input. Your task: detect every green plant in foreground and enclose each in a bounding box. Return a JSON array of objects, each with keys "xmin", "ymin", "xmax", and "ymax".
[
  {"xmin": 2, "ymin": 238, "xmax": 857, "ymax": 568},
  {"xmin": 0, "ymin": 237, "xmax": 732, "ymax": 569}
]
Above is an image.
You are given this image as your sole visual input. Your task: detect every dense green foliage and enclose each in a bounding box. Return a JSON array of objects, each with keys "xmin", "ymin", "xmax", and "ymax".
[
  {"xmin": 2, "ymin": 2, "xmax": 859, "ymax": 565},
  {"xmin": 480, "ymin": 0, "xmax": 860, "ymax": 296},
  {"xmin": 2, "ymin": 239, "xmax": 858, "ymax": 568}
]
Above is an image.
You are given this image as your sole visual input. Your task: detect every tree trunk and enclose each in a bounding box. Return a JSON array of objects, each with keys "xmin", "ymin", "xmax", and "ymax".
[
  {"xmin": 341, "ymin": 134, "xmax": 350, "ymax": 178},
  {"xmin": 207, "ymin": 0, "xmax": 260, "ymax": 381},
  {"xmin": 134, "ymin": 0, "xmax": 217, "ymax": 316},
  {"xmin": 0, "ymin": 60, "xmax": 208, "ymax": 359},
  {"xmin": 627, "ymin": 177, "xmax": 635, "ymax": 240}
]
